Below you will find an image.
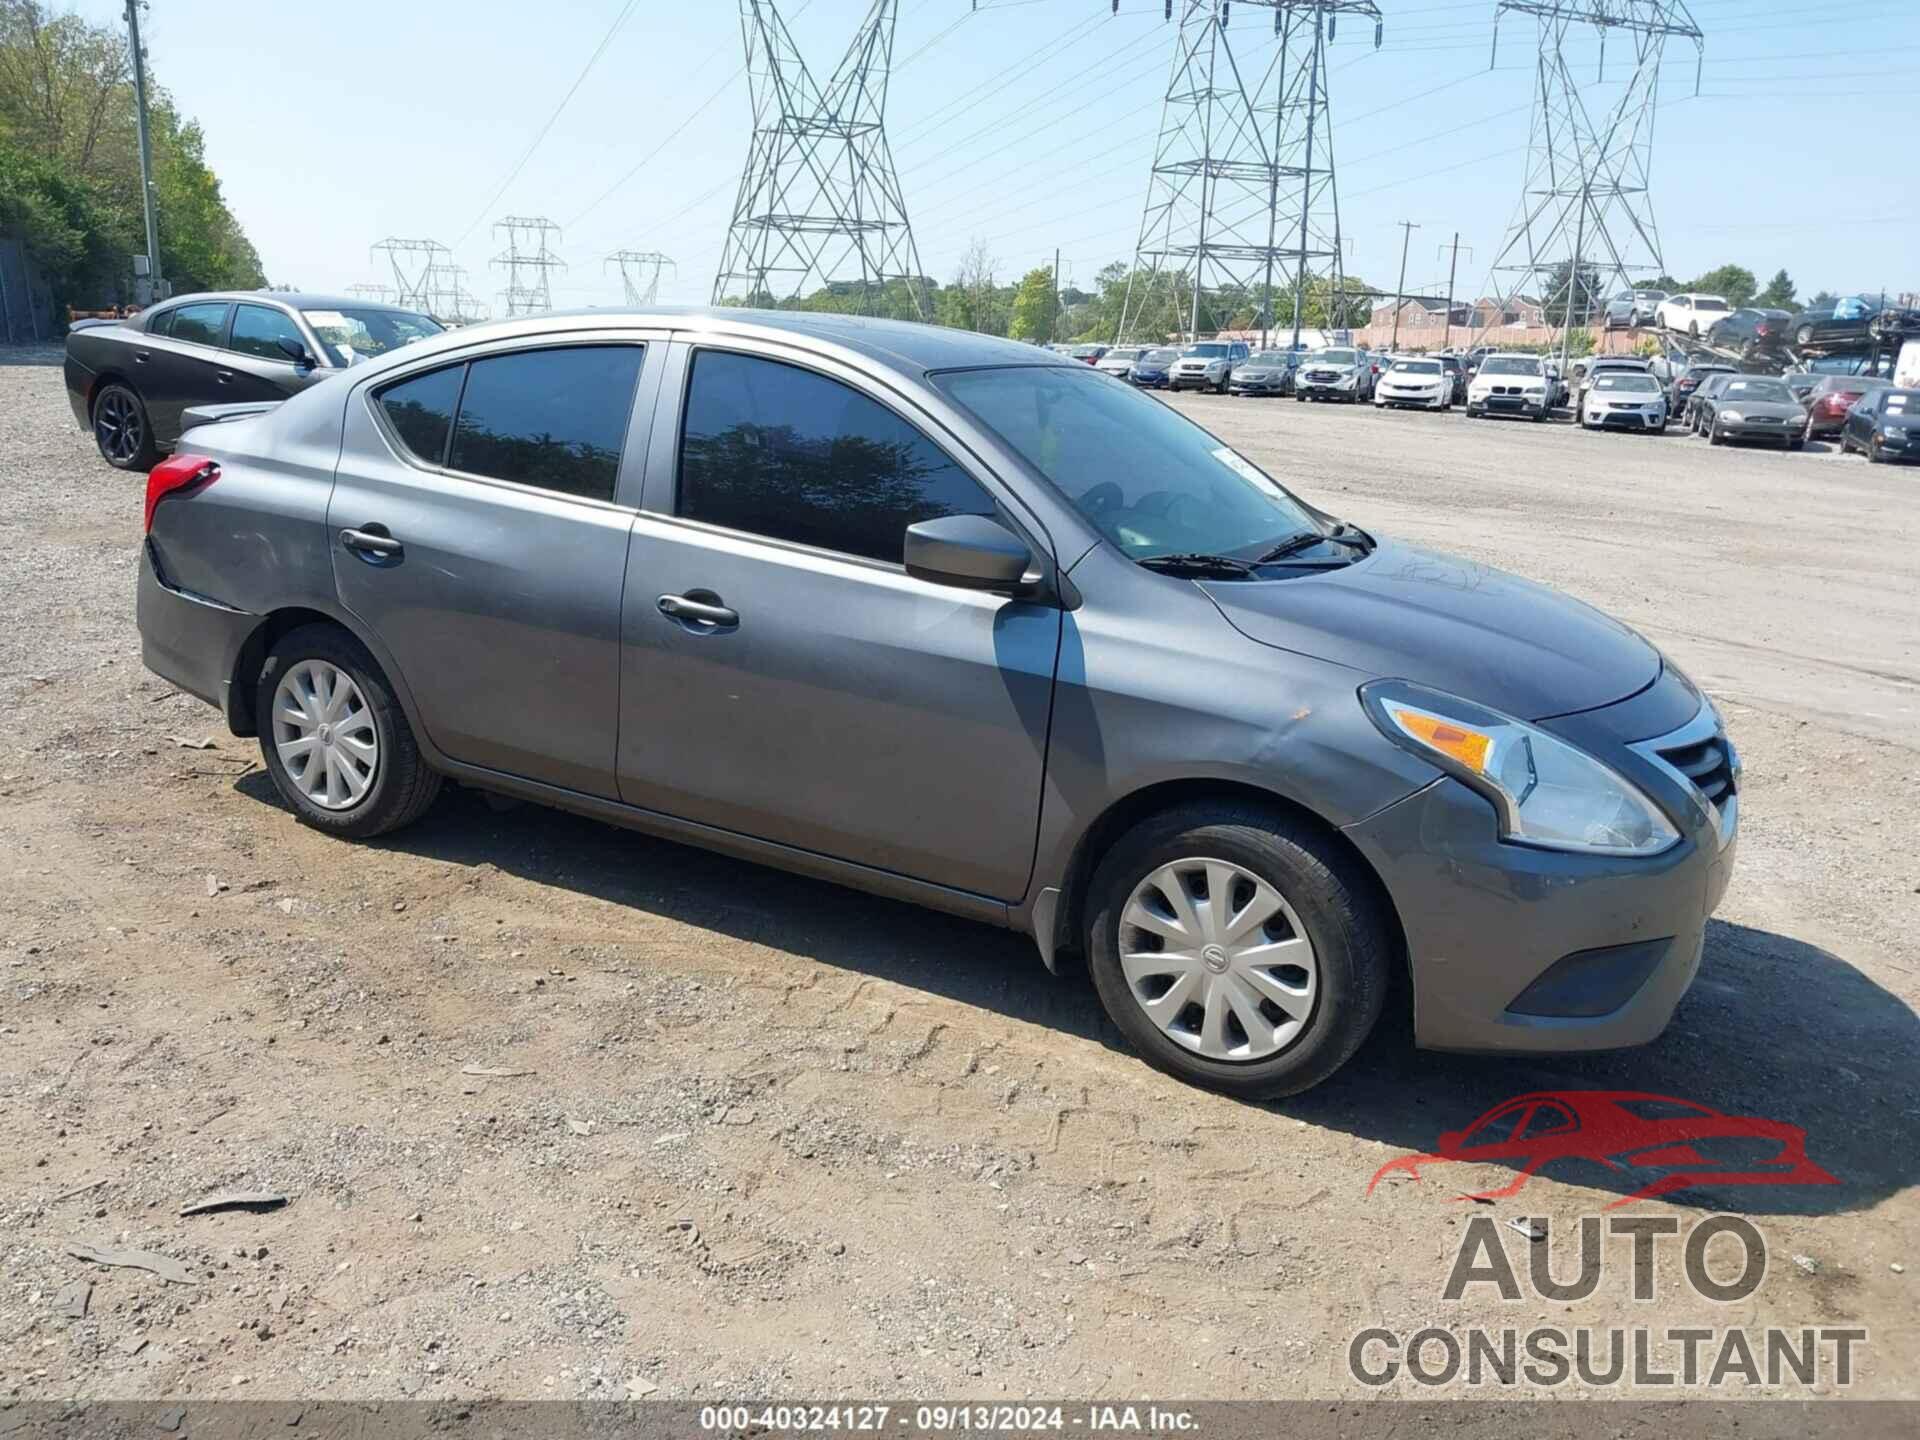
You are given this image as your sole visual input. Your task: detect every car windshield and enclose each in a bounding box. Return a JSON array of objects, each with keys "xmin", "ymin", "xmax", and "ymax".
[
  {"xmin": 1183, "ymin": 344, "xmax": 1228, "ymax": 358},
  {"xmin": 1594, "ymin": 374, "xmax": 1659, "ymax": 393},
  {"xmin": 1391, "ymin": 360, "xmax": 1442, "ymax": 375},
  {"xmin": 1314, "ymin": 349, "xmax": 1358, "ymax": 365},
  {"xmin": 1723, "ymin": 379, "xmax": 1793, "ymax": 402},
  {"xmin": 301, "ymin": 307, "xmax": 442, "ymax": 366},
  {"xmin": 1480, "ymin": 356, "xmax": 1541, "ymax": 376},
  {"xmin": 935, "ymin": 365, "xmax": 1319, "ymax": 562},
  {"xmin": 1250, "ymin": 351, "xmax": 1291, "ymax": 365},
  {"xmin": 1143, "ymin": 349, "xmax": 1177, "ymax": 364}
]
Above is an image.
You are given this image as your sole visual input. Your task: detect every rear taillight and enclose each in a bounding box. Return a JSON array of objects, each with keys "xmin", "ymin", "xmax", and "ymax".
[{"xmin": 144, "ymin": 453, "xmax": 219, "ymax": 533}]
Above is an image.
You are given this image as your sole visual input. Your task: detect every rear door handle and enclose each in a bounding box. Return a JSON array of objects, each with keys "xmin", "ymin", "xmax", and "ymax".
[
  {"xmin": 657, "ymin": 593, "xmax": 738, "ymax": 627},
  {"xmin": 216, "ymin": 369, "xmax": 235, "ymax": 385},
  {"xmin": 340, "ymin": 527, "xmax": 402, "ymax": 557},
  {"xmin": 133, "ymin": 350, "xmax": 150, "ymax": 364}
]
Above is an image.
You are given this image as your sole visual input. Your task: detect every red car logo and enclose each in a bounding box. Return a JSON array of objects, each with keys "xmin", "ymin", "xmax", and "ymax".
[{"xmin": 1367, "ymin": 1091, "xmax": 1838, "ymax": 1209}]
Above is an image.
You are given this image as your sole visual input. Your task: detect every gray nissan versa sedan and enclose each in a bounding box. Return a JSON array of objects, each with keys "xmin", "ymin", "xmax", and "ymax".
[{"xmin": 134, "ymin": 308, "xmax": 1739, "ymax": 1097}]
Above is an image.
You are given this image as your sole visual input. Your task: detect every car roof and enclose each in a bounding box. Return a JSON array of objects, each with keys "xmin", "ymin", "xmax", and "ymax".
[
  {"xmin": 150, "ymin": 290, "xmax": 425, "ymax": 315},
  {"xmin": 330, "ymin": 306, "xmax": 1070, "ymax": 387}
]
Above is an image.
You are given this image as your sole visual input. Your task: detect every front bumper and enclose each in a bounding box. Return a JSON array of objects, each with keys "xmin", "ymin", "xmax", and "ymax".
[
  {"xmin": 1586, "ymin": 406, "xmax": 1665, "ymax": 430},
  {"xmin": 1169, "ymin": 368, "xmax": 1222, "ymax": 389},
  {"xmin": 1343, "ymin": 683, "xmax": 1736, "ymax": 1054},
  {"xmin": 1299, "ymin": 375, "xmax": 1359, "ymax": 397},
  {"xmin": 1472, "ymin": 392, "xmax": 1547, "ymax": 416},
  {"xmin": 1131, "ymin": 371, "xmax": 1169, "ymax": 387},
  {"xmin": 138, "ymin": 541, "xmax": 259, "ymax": 730},
  {"xmin": 1717, "ymin": 417, "xmax": 1798, "ymax": 443},
  {"xmin": 1872, "ymin": 430, "xmax": 1919, "ymax": 458},
  {"xmin": 1229, "ymin": 375, "xmax": 1289, "ymax": 395},
  {"xmin": 1378, "ymin": 387, "xmax": 1446, "ymax": 407}
]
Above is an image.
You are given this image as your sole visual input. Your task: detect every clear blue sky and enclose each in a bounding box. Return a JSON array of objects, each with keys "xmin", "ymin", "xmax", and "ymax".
[{"xmin": 82, "ymin": 0, "xmax": 1918, "ymax": 311}]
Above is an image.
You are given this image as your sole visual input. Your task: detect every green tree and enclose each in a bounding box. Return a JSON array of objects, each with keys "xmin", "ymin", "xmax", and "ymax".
[
  {"xmin": 1008, "ymin": 265, "xmax": 1056, "ymax": 343},
  {"xmin": 1810, "ymin": 289, "xmax": 1839, "ymax": 308},
  {"xmin": 0, "ymin": 0, "xmax": 264, "ymax": 314},
  {"xmin": 1688, "ymin": 264, "xmax": 1757, "ymax": 307},
  {"xmin": 1541, "ymin": 259, "xmax": 1604, "ymax": 324},
  {"xmin": 1757, "ymin": 268, "xmax": 1797, "ymax": 309}
]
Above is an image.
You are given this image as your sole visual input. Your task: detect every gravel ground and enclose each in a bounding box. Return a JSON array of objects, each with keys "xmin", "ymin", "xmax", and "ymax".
[{"xmin": 1, "ymin": 349, "xmax": 1915, "ymax": 1403}]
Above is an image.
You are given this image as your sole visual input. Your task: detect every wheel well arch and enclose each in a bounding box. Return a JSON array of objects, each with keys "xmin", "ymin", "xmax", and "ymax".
[
  {"xmin": 87, "ymin": 369, "xmax": 133, "ymax": 416},
  {"xmin": 1046, "ymin": 778, "xmax": 1409, "ymax": 983},
  {"xmin": 225, "ymin": 606, "xmax": 354, "ymax": 737}
]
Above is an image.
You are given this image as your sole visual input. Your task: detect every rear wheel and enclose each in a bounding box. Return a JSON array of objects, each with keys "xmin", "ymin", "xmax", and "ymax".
[
  {"xmin": 1086, "ymin": 804, "xmax": 1392, "ymax": 1099},
  {"xmin": 92, "ymin": 383, "xmax": 159, "ymax": 471},
  {"xmin": 255, "ymin": 624, "xmax": 442, "ymax": 840}
]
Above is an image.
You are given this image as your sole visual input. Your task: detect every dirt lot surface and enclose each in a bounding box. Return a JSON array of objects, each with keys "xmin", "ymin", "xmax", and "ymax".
[{"xmin": 3, "ymin": 351, "xmax": 1916, "ymax": 1403}]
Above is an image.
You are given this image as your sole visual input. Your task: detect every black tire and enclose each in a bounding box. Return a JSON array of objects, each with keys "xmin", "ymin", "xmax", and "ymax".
[
  {"xmin": 255, "ymin": 623, "xmax": 442, "ymax": 839},
  {"xmin": 1868, "ymin": 439, "xmax": 1885, "ymax": 464},
  {"xmin": 1709, "ymin": 425, "xmax": 1724, "ymax": 446},
  {"xmin": 1788, "ymin": 438, "xmax": 1802, "ymax": 450},
  {"xmin": 1085, "ymin": 803, "xmax": 1393, "ymax": 1099},
  {"xmin": 92, "ymin": 382, "xmax": 159, "ymax": 471}
]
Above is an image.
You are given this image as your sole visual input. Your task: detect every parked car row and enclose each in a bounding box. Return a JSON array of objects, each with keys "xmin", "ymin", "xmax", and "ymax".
[{"xmin": 1604, "ymin": 287, "xmax": 1914, "ymax": 364}]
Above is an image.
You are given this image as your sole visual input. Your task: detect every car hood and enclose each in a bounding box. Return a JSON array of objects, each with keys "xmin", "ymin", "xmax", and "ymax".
[{"xmin": 1198, "ymin": 538, "xmax": 1659, "ymax": 721}]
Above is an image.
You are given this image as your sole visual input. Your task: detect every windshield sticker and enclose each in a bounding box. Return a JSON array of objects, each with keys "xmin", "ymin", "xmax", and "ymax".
[
  {"xmin": 303, "ymin": 310, "xmax": 352, "ymax": 331},
  {"xmin": 1213, "ymin": 447, "xmax": 1276, "ymax": 491}
]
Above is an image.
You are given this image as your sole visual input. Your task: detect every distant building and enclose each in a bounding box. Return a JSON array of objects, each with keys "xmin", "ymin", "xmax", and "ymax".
[
  {"xmin": 1370, "ymin": 296, "xmax": 1473, "ymax": 332},
  {"xmin": 1471, "ymin": 295, "xmax": 1549, "ymax": 329}
]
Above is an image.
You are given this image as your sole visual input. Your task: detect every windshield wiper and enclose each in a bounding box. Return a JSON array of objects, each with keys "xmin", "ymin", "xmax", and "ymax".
[
  {"xmin": 1255, "ymin": 523, "xmax": 1371, "ymax": 564},
  {"xmin": 1137, "ymin": 552, "xmax": 1260, "ymax": 578}
]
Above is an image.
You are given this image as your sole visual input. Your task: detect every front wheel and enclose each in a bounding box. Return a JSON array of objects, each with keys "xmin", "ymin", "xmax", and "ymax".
[
  {"xmin": 1868, "ymin": 438, "xmax": 1885, "ymax": 464},
  {"xmin": 1085, "ymin": 804, "xmax": 1392, "ymax": 1099},
  {"xmin": 256, "ymin": 624, "xmax": 442, "ymax": 839},
  {"xmin": 1709, "ymin": 425, "xmax": 1724, "ymax": 446},
  {"xmin": 92, "ymin": 383, "xmax": 159, "ymax": 471}
]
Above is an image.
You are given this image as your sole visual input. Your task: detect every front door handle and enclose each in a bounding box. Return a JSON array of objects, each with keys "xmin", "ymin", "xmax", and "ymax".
[
  {"xmin": 133, "ymin": 350, "xmax": 150, "ymax": 364},
  {"xmin": 657, "ymin": 592, "xmax": 738, "ymax": 627},
  {"xmin": 340, "ymin": 527, "xmax": 403, "ymax": 557},
  {"xmin": 216, "ymin": 369, "xmax": 235, "ymax": 385}
]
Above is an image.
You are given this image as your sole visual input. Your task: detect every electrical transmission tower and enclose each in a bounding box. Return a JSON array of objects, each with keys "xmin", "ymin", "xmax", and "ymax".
[
  {"xmin": 1478, "ymin": 1, "xmax": 1704, "ymax": 360},
  {"xmin": 370, "ymin": 238, "xmax": 450, "ymax": 312},
  {"xmin": 1117, "ymin": 1, "xmax": 1381, "ymax": 348},
  {"xmin": 607, "ymin": 251, "xmax": 676, "ymax": 306},
  {"xmin": 427, "ymin": 263, "xmax": 490, "ymax": 326},
  {"xmin": 713, "ymin": 1, "xmax": 929, "ymax": 320},
  {"xmin": 491, "ymin": 217, "xmax": 567, "ymax": 316}
]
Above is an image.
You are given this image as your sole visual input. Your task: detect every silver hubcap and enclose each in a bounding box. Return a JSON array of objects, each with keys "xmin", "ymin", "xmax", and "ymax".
[
  {"xmin": 273, "ymin": 660, "xmax": 377, "ymax": 810},
  {"xmin": 1119, "ymin": 857, "xmax": 1318, "ymax": 1062}
]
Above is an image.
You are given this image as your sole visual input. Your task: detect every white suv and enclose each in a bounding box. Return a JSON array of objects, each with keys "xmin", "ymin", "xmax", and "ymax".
[
  {"xmin": 1655, "ymin": 293, "xmax": 1732, "ymax": 338},
  {"xmin": 1466, "ymin": 353, "xmax": 1552, "ymax": 421},
  {"xmin": 1169, "ymin": 341, "xmax": 1248, "ymax": 393}
]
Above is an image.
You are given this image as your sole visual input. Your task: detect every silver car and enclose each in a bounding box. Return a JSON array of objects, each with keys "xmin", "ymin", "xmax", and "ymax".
[
  {"xmin": 136, "ymin": 308, "xmax": 1737, "ymax": 1098},
  {"xmin": 1169, "ymin": 341, "xmax": 1246, "ymax": 393}
]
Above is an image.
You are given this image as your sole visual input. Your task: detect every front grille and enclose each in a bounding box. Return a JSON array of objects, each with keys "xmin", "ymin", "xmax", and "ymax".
[{"xmin": 1657, "ymin": 732, "xmax": 1736, "ymax": 806}]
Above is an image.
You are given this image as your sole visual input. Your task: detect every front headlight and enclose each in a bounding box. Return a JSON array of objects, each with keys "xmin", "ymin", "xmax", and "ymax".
[
  {"xmin": 1719, "ymin": 409, "xmax": 1744, "ymax": 422},
  {"xmin": 1360, "ymin": 681, "xmax": 1680, "ymax": 856}
]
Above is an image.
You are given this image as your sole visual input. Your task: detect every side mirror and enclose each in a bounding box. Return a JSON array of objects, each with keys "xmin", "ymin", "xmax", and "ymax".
[
  {"xmin": 904, "ymin": 514, "xmax": 1032, "ymax": 594},
  {"xmin": 276, "ymin": 336, "xmax": 317, "ymax": 368}
]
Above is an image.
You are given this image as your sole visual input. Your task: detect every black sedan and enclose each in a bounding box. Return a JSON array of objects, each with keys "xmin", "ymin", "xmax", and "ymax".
[
  {"xmin": 1840, "ymin": 387, "xmax": 1920, "ymax": 463},
  {"xmin": 1786, "ymin": 294, "xmax": 1883, "ymax": 351},
  {"xmin": 1705, "ymin": 307, "xmax": 1793, "ymax": 360},
  {"xmin": 65, "ymin": 291, "xmax": 442, "ymax": 469},
  {"xmin": 1696, "ymin": 375, "xmax": 1806, "ymax": 449}
]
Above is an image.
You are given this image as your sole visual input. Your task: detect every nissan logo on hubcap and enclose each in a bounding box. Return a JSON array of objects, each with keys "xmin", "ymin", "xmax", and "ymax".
[{"xmin": 1202, "ymin": 944, "xmax": 1230, "ymax": 974}]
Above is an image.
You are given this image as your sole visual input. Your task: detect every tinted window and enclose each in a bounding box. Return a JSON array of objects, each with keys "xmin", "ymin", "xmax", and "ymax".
[
  {"xmin": 229, "ymin": 304, "xmax": 305, "ymax": 361},
  {"xmin": 170, "ymin": 302, "xmax": 230, "ymax": 346},
  {"xmin": 377, "ymin": 365, "xmax": 465, "ymax": 466},
  {"xmin": 1695, "ymin": 299, "xmax": 1730, "ymax": 313},
  {"xmin": 448, "ymin": 346, "xmax": 643, "ymax": 502},
  {"xmin": 677, "ymin": 350, "xmax": 996, "ymax": 564},
  {"xmin": 147, "ymin": 308, "xmax": 177, "ymax": 337},
  {"xmin": 1184, "ymin": 344, "xmax": 1228, "ymax": 358}
]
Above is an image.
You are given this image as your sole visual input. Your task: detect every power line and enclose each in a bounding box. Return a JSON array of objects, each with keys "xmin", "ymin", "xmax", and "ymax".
[{"xmin": 456, "ymin": 0, "xmax": 644, "ymax": 245}]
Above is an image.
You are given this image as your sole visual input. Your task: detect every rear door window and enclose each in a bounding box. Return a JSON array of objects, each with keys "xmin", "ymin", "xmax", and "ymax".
[
  {"xmin": 229, "ymin": 304, "xmax": 306, "ymax": 362},
  {"xmin": 448, "ymin": 346, "xmax": 645, "ymax": 503},
  {"xmin": 376, "ymin": 365, "xmax": 466, "ymax": 467},
  {"xmin": 169, "ymin": 302, "xmax": 231, "ymax": 347},
  {"xmin": 676, "ymin": 349, "xmax": 996, "ymax": 565}
]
